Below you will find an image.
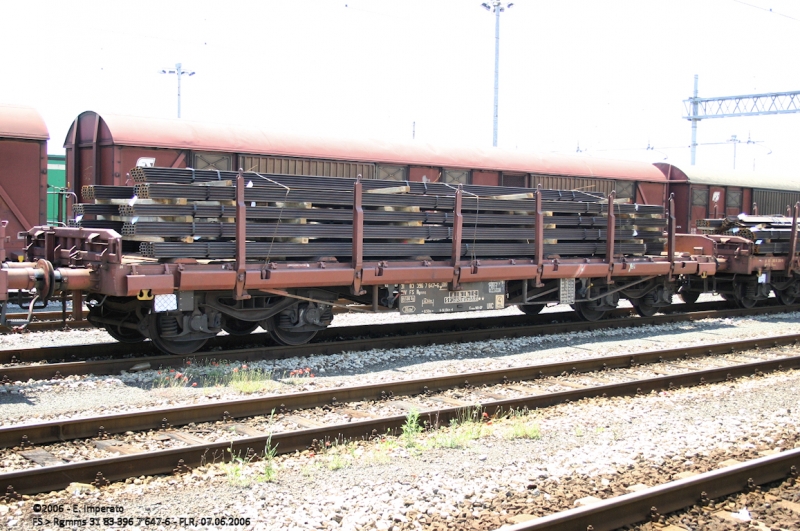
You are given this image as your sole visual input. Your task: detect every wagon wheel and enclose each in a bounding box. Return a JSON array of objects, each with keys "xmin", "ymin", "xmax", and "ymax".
[
  {"xmin": 775, "ymin": 286, "xmax": 799, "ymax": 306},
  {"xmin": 631, "ymin": 296, "xmax": 658, "ymax": 317},
  {"xmin": 519, "ymin": 304, "xmax": 545, "ymax": 316},
  {"xmin": 89, "ymin": 305, "xmax": 146, "ymax": 343},
  {"xmin": 147, "ymin": 313, "xmax": 208, "ymax": 355},
  {"xmin": 222, "ymin": 317, "xmax": 259, "ymax": 336},
  {"xmin": 736, "ymin": 296, "xmax": 757, "ymax": 309},
  {"xmin": 572, "ymin": 301, "xmax": 607, "ymax": 322},
  {"xmin": 733, "ymin": 283, "xmax": 758, "ymax": 309},
  {"xmin": 103, "ymin": 323, "xmax": 146, "ymax": 344},
  {"xmin": 677, "ymin": 289, "xmax": 700, "ymax": 304},
  {"xmin": 269, "ymin": 326, "xmax": 318, "ymax": 346}
]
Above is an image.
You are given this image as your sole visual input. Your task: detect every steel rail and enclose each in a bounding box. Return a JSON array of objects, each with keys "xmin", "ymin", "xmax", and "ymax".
[
  {"xmin": 1, "ymin": 333, "xmax": 798, "ymax": 448},
  {"xmin": 2, "ymin": 319, "xmax": 90, "ymax": 332},
  {"xmin": 0, "ymin": 299, "xmax": 772, "ymax": 362},
  {"xmin": 0, "ymin": 310, "xmax": 89, "ymax": 332},
  {"xmin": 499, "ymin": 448, "xmax": 800, "ymax": 531},
  {"xmin": 2, "ymin": 349, "xmax": 799, "ymax": 495},
  {"xmin": 0, "ymin": 306, "xmax": 585, "ymax": 364},
  {"xmin": 3, "ymin": 310, "xmax": 88, "ymax": 321},
  {"xmin": 2, "ymin": 302, "xmax": 798, "ymax": 382}
]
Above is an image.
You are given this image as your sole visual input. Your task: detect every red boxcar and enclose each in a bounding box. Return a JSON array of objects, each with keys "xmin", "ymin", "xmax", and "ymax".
[
  {"xmin": 65, "ymin": 110, "xmax": 667, "ymax": 208},
  {"xmin": 657, "ymin": 163, "xmax": 800, "ymax": 233},
  {"xmin": 0, "ymin": 104, "xmax": 48, "ymax": 260}
]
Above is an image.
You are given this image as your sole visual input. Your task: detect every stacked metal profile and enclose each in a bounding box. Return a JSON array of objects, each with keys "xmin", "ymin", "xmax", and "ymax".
[
  {"xmin": 697, "ymin": 215, "xmax": 798, "ymax": 254},
  {"xmin": 73, "ymin": 167, "xmax": 667, "ymax": 261}
]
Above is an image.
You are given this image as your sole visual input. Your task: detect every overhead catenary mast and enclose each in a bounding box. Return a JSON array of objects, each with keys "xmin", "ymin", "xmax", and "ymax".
[{"xmin": 684, "ymin": 76, "xmax": 800, "ymax": 165}]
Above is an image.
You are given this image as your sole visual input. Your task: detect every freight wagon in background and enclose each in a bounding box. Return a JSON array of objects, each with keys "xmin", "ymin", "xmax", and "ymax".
[
  {"xmin": 656, "ymin": 163, "xmax": 800, "ymax": 234},
  {"xmin": 64, "ymin": 110, "xmax": 668, "ymax": 213},
  {"xmin": 46, "ymin": 154, "xmax": 67, "ymax": 225},
  {"xmin": 0, "ymin": 104, "xmax": 48, "ymax": 260}
]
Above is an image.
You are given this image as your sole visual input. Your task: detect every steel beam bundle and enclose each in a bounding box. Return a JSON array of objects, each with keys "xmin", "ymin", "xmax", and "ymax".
[
  {"xmin": 130, "ymin": 166, "xmax": 606, "ymax": 203},
  {"xmin": 74, "ymin": 166, "xmax": 666, "ymax": 261},
  {"xmin": 139, "ymin": 241, "xmax": 647, "ymax": 259},
  {"xmin": 115, "ymin": 220, "xmax": 637, "ymax": 242},
  {"xmin": 73, "ymin": 203, "xmax": 666, "ymax": 231},
  {"xmin": 698, "ymin": 214, "xmax": 799, "ymax": 255},
  {"xmin": 81, "ymin": 185, "xmax": 135, "ymax": 201},
  {"xmin": 121, "ymin": 182, "xmax": 662, "ymax": 215}
]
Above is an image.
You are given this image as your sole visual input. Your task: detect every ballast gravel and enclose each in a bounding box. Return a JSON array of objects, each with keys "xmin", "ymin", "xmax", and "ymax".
[
  {"xmin": 4, "ymin": 368, "xmax": 800, "ymax": 530},
  {"xmin": 2, "ymin": 303, "xmax": 800, "ymax": 530}
]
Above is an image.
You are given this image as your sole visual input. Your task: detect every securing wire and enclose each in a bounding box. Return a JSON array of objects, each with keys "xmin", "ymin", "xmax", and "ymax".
[
  {"xmin": 443, "ymin": 183, "xmax": 481, "ymax": 262},
  {"xmin": 252, "ymin": 172, "xmax": 291, "ymax": 265}
]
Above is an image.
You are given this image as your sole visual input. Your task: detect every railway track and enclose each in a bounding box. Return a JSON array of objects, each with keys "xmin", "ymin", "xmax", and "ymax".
[
  {"xmin": 2, "ymin": 332, "xmax": 799, "ymax": 497},
  {"xmin": 500, "ymin": 448, "xmax": 800, "ymax": 531},
  {"xmin": 1, "ymin": 310, "xmax": 89, "ymax": 332},
  {"xmin": 1, "ymin": 301, "xmax": 798, "ymax": 383}
]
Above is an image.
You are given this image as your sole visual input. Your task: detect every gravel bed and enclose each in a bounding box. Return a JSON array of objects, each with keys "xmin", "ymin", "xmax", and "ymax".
[
  {"xmin": 2, "ymin": 302, "xmax": 800, "ymax": 529},
  {"xmin": 2, "ymin": 345, "xmax": 792, "ymax": 473},
  {"xmin": 2, "ymin": 368, "xmax": 799, "ymax": 530},
  {"xmin": 2, "ymin": 308, "xmax": 800, "ymax": 427}
]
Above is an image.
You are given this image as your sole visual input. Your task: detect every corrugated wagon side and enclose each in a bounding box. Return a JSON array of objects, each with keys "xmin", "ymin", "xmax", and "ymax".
[{"xmin": 0, "ymin": 104, "xmax": 49, "ymax": 260}]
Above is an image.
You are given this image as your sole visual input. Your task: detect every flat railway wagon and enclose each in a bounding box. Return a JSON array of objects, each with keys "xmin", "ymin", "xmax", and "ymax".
[
  {"xmin": 0, "ymin": 104, "xmax": 49, "ymax": 261},
  {"xmin": 656, "ymin": 163, "xmax": 800, "ymax": 233},
  {"xmin": 3, "ymin": 161, "xmax": 800, "ymax": 354}
]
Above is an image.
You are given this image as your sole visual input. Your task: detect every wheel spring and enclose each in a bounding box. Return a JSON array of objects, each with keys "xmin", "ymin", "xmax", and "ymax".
[
  {"xmin": 746, "ymin": 284, "xmax": 756, "ymax": 299},
  {"xmin": 160, "ymin": 315, "xmax": 180, "ymax": 337}
]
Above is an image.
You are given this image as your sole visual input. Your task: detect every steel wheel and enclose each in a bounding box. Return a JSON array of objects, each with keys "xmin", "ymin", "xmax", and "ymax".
[
  {"xmin": 222, "ymin": 317, "xmax": 259, "ymax": 336},
  {"xmin": 733, "ymin": 284, "xmax": 757, "ymax": 309},
  {"xmin": 519, "ymin": 304, "xmax": 545, "ymax": 316},
  {"xmin": 147, "ymin": 314, "xmax": 208, "ymax": 355},
  {"xmin": 104, "ymin": 323, "xmax": 146, "ymax": 343},
  {"xmin": 269, "ymin": 326, "xmax": 318, "ymax": 346},
  {"xmin": 775, "ymin": 288, "xmax": 798, "ymax": 306},
  {"xmin": 631, "ymin": 297, "xmax": 657, "ymax": 317},
  {"xmin": 572, "ymin": 301, "xmax": 606, "ymax": 321},
  {"xmin": 678, "ymin": 290, "xmax": 700, "ymax": 304},
  {"xmin": 736, "ymin": 296, "xmax": 757, "ymax": 309}
]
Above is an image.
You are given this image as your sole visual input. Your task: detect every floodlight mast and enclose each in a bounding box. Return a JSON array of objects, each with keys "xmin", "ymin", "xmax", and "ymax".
[
  {"xmin": 159, "ymin": 62, "xmax": 196, "ymax": 118},
  {"xmin": 482, "ymin": 1, "xmax": 513, "ymax": 147}
]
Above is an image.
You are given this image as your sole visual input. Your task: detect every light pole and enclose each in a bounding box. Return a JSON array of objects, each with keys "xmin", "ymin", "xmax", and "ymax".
[
  {"xmin": 481, "ymin": 1, "xmax": 513, "ymax": 147},
  {"xmin": 160, "ymin": 63, "xmax": 195, "ymax": 118}
]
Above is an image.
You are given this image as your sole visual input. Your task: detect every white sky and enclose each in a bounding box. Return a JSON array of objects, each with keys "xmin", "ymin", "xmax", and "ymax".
[{"xmin": 2, "ymin": 0, "xmax": 799, "ymax": 174}]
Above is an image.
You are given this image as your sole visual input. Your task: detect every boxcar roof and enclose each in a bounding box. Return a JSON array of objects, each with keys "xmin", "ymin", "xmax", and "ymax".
[
  {"xmin": 0, "ymin": 104, "xmax": 49, "ymax": 141},
  {"xmin": 656, "ymin": 163, "xmax": 800, "ymax": 192},
  {"xmin": 66, "ymin": 111, "xmax": 666, "ymax": 182}
]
